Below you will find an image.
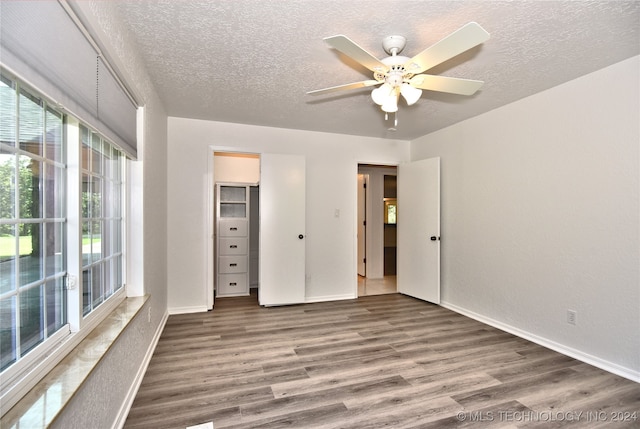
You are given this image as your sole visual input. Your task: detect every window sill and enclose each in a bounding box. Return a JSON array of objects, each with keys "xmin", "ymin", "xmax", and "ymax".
[{"xmin": 0, "ymin": 295, "xmax": 148, "ymax": 428}]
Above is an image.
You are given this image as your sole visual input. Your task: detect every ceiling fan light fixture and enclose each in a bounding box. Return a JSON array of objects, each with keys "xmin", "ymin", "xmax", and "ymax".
[
  {"xmin": 371, "ymin": 83, "xmax": 392, "ymax": 106},
  {"xmin": 381, "ymin": 93, "xmax": 399, "ymax": 113},
  {"xmin": 400, "ymin": 83, "xmax": 422, "ymax": 106}
]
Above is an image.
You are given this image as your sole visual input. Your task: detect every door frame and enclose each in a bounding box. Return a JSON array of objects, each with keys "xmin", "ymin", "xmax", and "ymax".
[
  {"xmin": 207, "ymin": 146, "xmax": 261, "ymax": 310},
  {"xmin": 353, "ymin": 161, "xmax": 399, "ymax": 296},
  {"xmin": 357, "ymin": 173, "xmax": 368, "ymax": 277}
]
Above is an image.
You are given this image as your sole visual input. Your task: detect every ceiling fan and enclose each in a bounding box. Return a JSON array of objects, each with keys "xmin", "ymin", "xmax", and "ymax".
[{"xmin": 308, "ymin": 22, "xmax": 490, "ymax": 123}]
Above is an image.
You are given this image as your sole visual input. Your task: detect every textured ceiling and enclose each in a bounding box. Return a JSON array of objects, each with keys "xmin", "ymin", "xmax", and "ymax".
[{"xmin": 111, "ymin": 0, "xmax": 639, "ymax": 141}]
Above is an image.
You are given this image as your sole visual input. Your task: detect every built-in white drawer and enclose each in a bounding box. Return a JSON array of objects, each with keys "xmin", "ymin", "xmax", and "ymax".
[
  {"xmin": 219, "ymin": 219, "xmax": 248, "ymax": 237},
  {"xmin": 219, "ymin": 237, "xmax": 248, "ymax": 256},
  {"xmin": 217, "ymin": 273, "xmax": 248, "ymax": 296},
  {"xmin": 219, "ymin": 256, "xmax": 248, "ymax": 273}
]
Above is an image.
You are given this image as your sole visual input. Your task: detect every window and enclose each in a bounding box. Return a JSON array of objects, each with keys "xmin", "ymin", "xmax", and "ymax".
[
  {"xmin": 0, "ymin": 75, "xmax": 67, "ymax": 371},
  {"xmin": 0, "ymin": 72, "xmax": 127, "ymax": 386},
  {"xmin": 384, "ymin": 199, "xmax": 397, "ymax": 224},
  {"xmin": 80, "ymin": 126, "xmax": 124, "ymax": 316},
  {"xmin": 2, "ymin": 3, "xmax": 138, "ymax": 412}
]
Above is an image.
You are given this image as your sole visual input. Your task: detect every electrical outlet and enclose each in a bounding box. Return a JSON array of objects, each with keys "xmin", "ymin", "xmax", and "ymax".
[{"xmin": 567, "ymin": 309, "xmax": 577, "ymax": 325}]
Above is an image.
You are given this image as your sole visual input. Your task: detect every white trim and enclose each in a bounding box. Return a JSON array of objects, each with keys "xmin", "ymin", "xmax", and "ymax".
[
  {"xmin": 352, "ymin": 162, "xmax": 360, "ymax": 298},
  {"xmin": 112, "ymin": 309, "xmax": 168, "ymax": 429},
  {"xmin": 353, "ymin": 161, "xmax": 400, "ymax": 297},
  {"xmin": 66, "ymin": 116, "xmax": 83, "ymax": 332},
  {"xmin": 207, "ymin": 146, "xmax": 263, "ymax": 311},
  {"xmin": 206, "ymin": 148, "xmax": 215, "ymax": 310},
  {"xmin": 0, "ymin": 327, "xmax": 70, "ymax": 414},
  {"xmin": 81, "ymin": 287, "xmax": 127, "ymax": 332},
  {"xmin": 126, "ymin": 158, "xmax": 144, "ymax": 296},
  {"xmin": 305, "ymin": 293, "xmax": 357, "ymax": 304},
  {"xmin": 168, "ymin": 306, "xmax": 209, "ymax": 315},
  {"xmin": 440, "ymin": 300, "xmax": 640, "ymax": 383}
]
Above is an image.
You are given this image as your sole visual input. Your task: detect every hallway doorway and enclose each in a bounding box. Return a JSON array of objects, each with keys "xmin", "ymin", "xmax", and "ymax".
[{"xmin": 357, "ymin": 164, "xmax": 397, "ymax": 296}]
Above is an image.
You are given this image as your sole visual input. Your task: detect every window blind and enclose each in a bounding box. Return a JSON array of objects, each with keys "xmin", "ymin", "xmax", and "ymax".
[{"xmin": 0, "ymin": 1, "xmax": 138, "ymax": 157}]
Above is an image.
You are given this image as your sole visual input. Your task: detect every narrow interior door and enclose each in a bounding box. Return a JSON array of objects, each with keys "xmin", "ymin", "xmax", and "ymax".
[
  {"xmin": 259, "ymin": 153, "xmax": 306, "ymax": 306},
  {"xmin": 397, "ymin": 157, "xmax": 441, "ymax": 303}
]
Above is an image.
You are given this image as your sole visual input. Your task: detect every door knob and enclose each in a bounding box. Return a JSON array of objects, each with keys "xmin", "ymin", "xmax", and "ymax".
[{"xmin": 298, "ymin": 234, "xmax": 304, "ymax": 239}]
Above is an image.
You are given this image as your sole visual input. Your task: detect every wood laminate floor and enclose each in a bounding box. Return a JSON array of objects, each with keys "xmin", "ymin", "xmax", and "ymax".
[
  {"xmin": 125, "ymin": 292, "xmax": 640, "ymax": 429},
  {"xmin": 358, "ymin": 276, "xmax": 396, "ymax": 296}
]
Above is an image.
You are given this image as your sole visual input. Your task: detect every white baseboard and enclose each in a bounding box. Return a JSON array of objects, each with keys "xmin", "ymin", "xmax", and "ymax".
[
  {"xmin": 440, "ymin": 301, "xmax": 640, "ymax": 383},
  {"xmin": 168, "ymin": 305, "xmax": 209, "ymax": 315},
  {"xmin": 113, "ymin": 309, "xmax": 169, "ymax": 429},
  {"xmin": 305, "ymin": 293, "xmax": 357, "ymax": 303}
]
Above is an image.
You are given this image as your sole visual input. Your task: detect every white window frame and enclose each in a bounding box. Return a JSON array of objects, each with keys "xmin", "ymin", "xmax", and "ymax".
[
  {"xmin": 0, "ymin": 75, "xmax": 130, "ymax": 415},
  {"xmin": 0, "ymin": 77, "xmax": 71, "ymax": 388},
  {"xmin": 66, "ymin": 117, "xmax": 127, "ymax": 333}
]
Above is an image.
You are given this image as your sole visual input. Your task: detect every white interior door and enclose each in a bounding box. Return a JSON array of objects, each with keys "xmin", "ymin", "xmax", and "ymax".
[
  {"xmin": 397, "ymin": 157, "xmax": 440, "ymax": 303},
  {"xmin": 357, "ymin": 174, "xmax": 367, "ymax": 276},
  {"xmin": 259, "ymin": 153, "xmax": 306, "ymax": 306}
]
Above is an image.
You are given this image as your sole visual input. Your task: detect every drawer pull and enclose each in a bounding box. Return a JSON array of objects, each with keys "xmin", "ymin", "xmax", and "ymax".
[
  {"xmin": 229, "ymin": 263, "xmax": 238, "ymax": 267},
  {"xmin": 229, "ymin": 227, "xmax": 238, "ymax": 231},
  {"xmin": 229, "ymin": 282, "xmax": 237, "ymax": 286},
  {"xmin": 230, "ymin": 245, "xmax": 238, "ymax": 249}
]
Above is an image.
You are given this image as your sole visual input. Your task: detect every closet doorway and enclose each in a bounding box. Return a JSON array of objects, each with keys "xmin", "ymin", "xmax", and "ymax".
[
  {"xmin": 209, "ymin": 151, "xmax": 308, "ymax": 309},
  {"xmin": 213, "ymin": 152, "xmax": 260, "ymax": 304},
  {"xmin": 357, "ymin": 164, "xmax": 397, "ymax": 296}
]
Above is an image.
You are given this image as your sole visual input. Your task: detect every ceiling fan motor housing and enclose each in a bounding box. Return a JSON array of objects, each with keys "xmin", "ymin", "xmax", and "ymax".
[
  {"xmin": 386, "ymin": 67, "xmax": 405, "ymax": 87},
  {"xmin": 377, "ymin": 56, "xmax": 411, "ymax": 87}
]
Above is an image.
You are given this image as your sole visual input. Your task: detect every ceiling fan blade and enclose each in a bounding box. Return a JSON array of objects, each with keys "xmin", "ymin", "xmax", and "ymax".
[
  {"xmin": 307, "ymin": 80, "xmax": 382, "ymax": 96},
  {"xmin": 324, "ymin": 35, "xmax": 388, "ymax": 73},
  {"xmin": 409, "ymin": 74, "xmax": 484, "ymax": 96},
  {"xmin": 404, "ymin": 22, "xmax": 489, "ymax": 74}
]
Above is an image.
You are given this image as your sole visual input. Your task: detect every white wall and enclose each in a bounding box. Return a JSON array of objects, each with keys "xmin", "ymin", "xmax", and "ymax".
[
  {"xmin": 167, "ymin": 119, "xmax": 409, "ymax": 311},
  {"xmin": 214, "ymin": 153, "xmax": 260, "ymax": 183},
  {"xmin": 411, "ymin": 56, "xmax": 640, "ymax": 380}
]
